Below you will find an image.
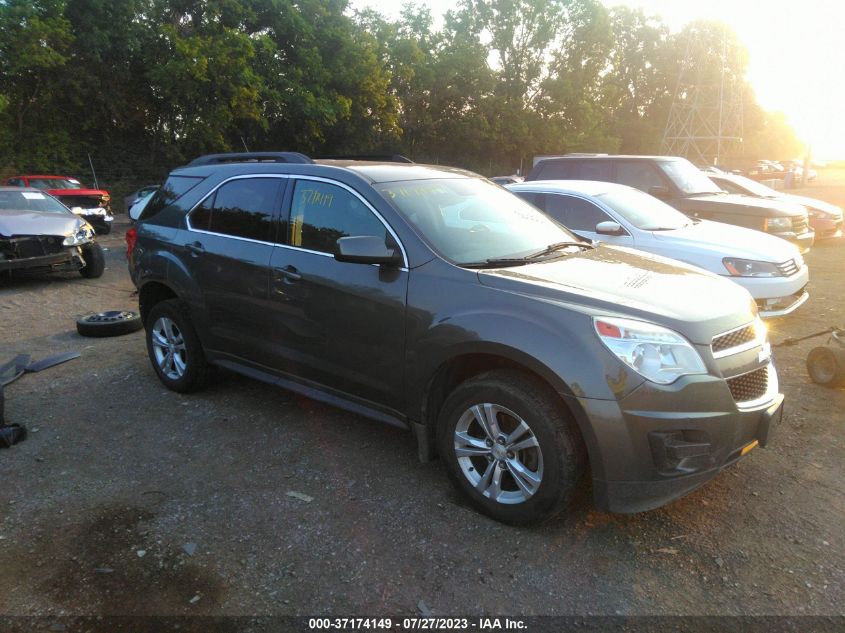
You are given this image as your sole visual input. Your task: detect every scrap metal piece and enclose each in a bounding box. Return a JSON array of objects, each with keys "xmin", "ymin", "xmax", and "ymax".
[
  {"xmin": 0, "ymin": 354, "xmax": 31, "ymax": 387},
  {"xmin": 0, "ymin": 423, "xmax": 26, "ymax": 448},
  {"xmin": 25, "ymin": 351, "xmax": 81, "ymax": 373}
]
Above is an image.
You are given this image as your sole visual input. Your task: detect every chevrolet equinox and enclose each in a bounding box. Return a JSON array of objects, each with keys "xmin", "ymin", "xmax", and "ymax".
[{"xmin": 127, "ymin": 153, "xmax": 784, "ymax": 525}]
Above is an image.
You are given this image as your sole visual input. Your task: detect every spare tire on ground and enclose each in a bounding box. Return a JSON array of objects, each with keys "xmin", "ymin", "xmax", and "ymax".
[{"xmin": 76, "ymin": 310, "xmax": 143, "ymax": 337}]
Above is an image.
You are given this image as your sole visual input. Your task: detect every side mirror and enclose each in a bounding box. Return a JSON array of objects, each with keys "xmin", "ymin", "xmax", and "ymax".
[
  {"xmin": 335, "ymin": 235, "xmax": 402, "ymax": 266},
  {"xmin": 649, "ymin": 185, "xmax": 670, "ymax": 199},
  {"xmin": 596, "ymin": 221, "xmax": 626, "ymax": 236}
]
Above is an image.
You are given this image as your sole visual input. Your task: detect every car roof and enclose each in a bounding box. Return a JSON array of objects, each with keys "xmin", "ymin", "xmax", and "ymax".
[
  {"xmin": 509, "ymin": 179, "xmax": 630, "ymax": 196},
  {"xmin": 535, "ymin": 155, "xmax": 682, "ymax": 163},
  {"xmin": 8, "ymin": 174, "xmax": 77, "ymax": 179},
  {"xmin": 0, "ymin": 186, "xmax": 52, "ymax": 193},
  {"xmin": 171, "ymin": 160, "xmax": 481, "ymax": 184}
]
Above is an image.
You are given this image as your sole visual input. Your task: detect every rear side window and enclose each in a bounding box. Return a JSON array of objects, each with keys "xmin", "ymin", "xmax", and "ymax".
[
  {"xmin": 535, "ymin": 161, "xmax": 575, "ymax": 180},
  {"xmin": 139, "ymin": 175, "xmax": 205, "ymax": 221},
  {"xmin": 189, "ymin": 178, "xmax": 281, "ymax": 241},
  {"xmin": 288, "ymin": 180, "xmax": 387, "ymax": 254},
  {"xmin": 615, "ymin": 162, "xmax": 665, "ymax": 192},
  {"xmin": 544, "ymin": 194, "xmax": 613, "ymax": 232},
  {"xmin": 575, "ymin": 162, "xmax": 612, "ymax": 181}
]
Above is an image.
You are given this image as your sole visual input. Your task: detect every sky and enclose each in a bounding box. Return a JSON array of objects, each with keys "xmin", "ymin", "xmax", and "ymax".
[{"xmin": 350, "ymin": 0, "xmax": 845, "ymax": 159}]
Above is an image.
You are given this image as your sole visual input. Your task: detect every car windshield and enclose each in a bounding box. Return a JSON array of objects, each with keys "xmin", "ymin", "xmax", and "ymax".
[
  {"xmin": 28, "ymin": 178, "xmax": 83, "ymax": 190},
  {"xmin": 722, "ymin": 175, "xmax": 778, "ymax": 197},
  {"xmin": 659, "ymin": 160, "xmax": 723, "ymax": 195},
  {"xmin": 596, "ymin": 188, "xmax": 692, "ymax": 230},
  {"xmin": 0, "ymin": 190, "xmax": 71, "ymax": 214},
  {"xmin": 376, "ymin": 177, "xmax": 578, "ymax": 265}
]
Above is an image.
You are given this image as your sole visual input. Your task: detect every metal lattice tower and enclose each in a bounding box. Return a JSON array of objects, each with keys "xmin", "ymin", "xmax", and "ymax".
[{"xmin": 661, "ymin": 24, "xmax": 744, "ymax": 166}]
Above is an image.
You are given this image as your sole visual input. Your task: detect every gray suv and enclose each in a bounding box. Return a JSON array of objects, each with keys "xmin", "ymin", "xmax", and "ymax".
[{"xmin": 127, "ymin": 153, "xmax": 784, "ymax": 525}]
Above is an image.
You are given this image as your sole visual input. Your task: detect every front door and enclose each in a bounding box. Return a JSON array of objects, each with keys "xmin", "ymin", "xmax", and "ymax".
[
  {"xmin": 540, "ymin": 193, "xmax": 635, "ymax": 247},
  {"xmin": 266, "ymin": 178, "xmax": 408, "ymax": 412}
]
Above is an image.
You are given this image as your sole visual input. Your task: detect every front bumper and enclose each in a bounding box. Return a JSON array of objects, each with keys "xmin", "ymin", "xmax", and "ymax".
[
  {"xmin": 728, "ymin": 265, "xmax": 809, "ymax": 318},
  {"xmin": 809, "ymin": 217, "xmax": 843, "ymax": 240},
  {"xmin": 71, "ymin": 208, "xmax": 113, "ymax": 233},
  {"xmin": 574, "ymin": 363, "xmax": 783, "ymax": 514},
  {"xmin": 0, "ymin": 247, "xmax": 83, "ymax": 274},
  {"xmin": 769, "ymin": 228, "xmax": 814, "ymax": 253}
]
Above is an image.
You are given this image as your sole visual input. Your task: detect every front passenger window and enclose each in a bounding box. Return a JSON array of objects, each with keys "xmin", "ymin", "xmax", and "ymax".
[
  {"xmin": 289, "ymin": 180, "xmax": 388, "ymax": 254},
  {"xmin": 545, "ymin": 195, "xmax": 613, "ymax": 232}
]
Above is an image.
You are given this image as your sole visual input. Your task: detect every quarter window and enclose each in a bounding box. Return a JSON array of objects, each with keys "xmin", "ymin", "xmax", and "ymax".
[
  {"xmin": 190, "ymin": 178, "xmax": 280, "ymax": 241},
  {"xmin": 289, "ymin": 180, "xmax": 387, "ymax": 254}
]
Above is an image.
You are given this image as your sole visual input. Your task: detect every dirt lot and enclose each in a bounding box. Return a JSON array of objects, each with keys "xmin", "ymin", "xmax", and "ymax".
[{"xmin": 0, "ymin": 173, "xmax": 843, "ymax": 621}]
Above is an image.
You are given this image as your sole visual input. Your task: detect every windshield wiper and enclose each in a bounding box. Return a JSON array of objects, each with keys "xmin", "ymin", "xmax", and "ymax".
[
  {"xmin": 526, "ymin": 241, "xmax": 595, "ymax": 259},
  {"xmin": 460, "ymin": 258, "xmax": 534, "ymax": 269},
  {"xmin": 460, "ymin": 241, "xmax": 594, "ymax": 269}
]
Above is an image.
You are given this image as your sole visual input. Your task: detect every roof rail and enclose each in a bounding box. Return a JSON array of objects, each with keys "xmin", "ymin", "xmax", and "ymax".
[
  {"xmin": 317, "ymin": 154, "xmax": 414, "ymax": 164},
  {"xmin": 564, "ymin": 153, "xmax": 609, "ymax": 157},
  {"xmin": 187, "ymin": 152, "xmax": 314, "ymax": 166}
]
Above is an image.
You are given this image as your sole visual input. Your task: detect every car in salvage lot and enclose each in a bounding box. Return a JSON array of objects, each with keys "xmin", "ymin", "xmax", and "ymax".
[
  {"xmin": 527, "ymin": 155, "xmax": 816, "ymax": 253},
  {"xmin": 3, "ymin": 174, "xmax": 114, "ymax": 235},
  {"xmin": 127, "ymin": 152, "xmax": 783, "ymax": 526},
  {"xmin": 508, "ymin": 180, "xmax": 810, "ymax": 318},
  {"xmin": 0, "ymin": 187, "xmax": 104, "ymax": 279},
  {"xmin": 708, "ymin": 172, "xmax": 843, "ymax": 240}
]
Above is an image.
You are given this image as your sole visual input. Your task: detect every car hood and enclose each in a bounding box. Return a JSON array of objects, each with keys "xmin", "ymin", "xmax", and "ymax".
[
  {"xmin": 0, "ymin": 209, "xmax": 83, "ymax": 237},
  {"xmin": 476, "ymin": 245, "xmax": 754, "ymax": 344},
  {"xmin": 650, "ymin": 220, "xmax": 799, "ymax": 262},
  {"xmin": 676, "ymin": 193, "xmax": 807, "ymax": 217},
  {"xmin": 782, "ymin": 194, "xmax": 842, "ymax": 216},
  {"xmin": 47, "ymin": 188, "xmax": 109, "ymax": 197}
]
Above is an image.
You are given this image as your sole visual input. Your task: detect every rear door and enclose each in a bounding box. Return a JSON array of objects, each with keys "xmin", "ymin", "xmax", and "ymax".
[
  {"xmin": 266, "ymin": 177, "xmax": 409, "ymax": 412},
  {"xmin": 181, "ymin": 175, "xmax": 286, "ymax": 364}
]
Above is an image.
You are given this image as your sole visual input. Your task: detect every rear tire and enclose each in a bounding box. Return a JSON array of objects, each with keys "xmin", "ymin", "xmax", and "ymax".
[
  {"xmin": 807, "ymin": 346, "xmax": 845, "ymax": 387},
  {"xmin": 145, "ymin": 299, "xmax": 213, "ymax": 393},
  {"xmin": 79, "ymin": 242, "xmax": 105, "ymax": 278},
  {"xmin": 436, "ymin": 369, "xmax": 586, "ymax": 526}
]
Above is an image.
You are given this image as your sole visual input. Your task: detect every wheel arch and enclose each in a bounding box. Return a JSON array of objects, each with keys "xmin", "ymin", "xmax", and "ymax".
[
  {"xmin": 419, "ymin": 348, "xmax": 601, "ymax": 478},
  {"xmin": 138, "ymin": 281, "xmax": 178, "ymax": 326}
]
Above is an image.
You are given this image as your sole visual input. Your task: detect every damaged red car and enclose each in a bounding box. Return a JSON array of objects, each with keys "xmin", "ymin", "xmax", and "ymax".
[{"xmin": 3, "ymin": 174, "xmax": 113, "ymax": 234}]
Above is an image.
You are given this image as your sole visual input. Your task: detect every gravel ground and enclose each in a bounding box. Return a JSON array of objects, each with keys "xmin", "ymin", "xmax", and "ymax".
[{"xmin": 0, "ymin": 173, "xmax": 843, "ymax": 620}]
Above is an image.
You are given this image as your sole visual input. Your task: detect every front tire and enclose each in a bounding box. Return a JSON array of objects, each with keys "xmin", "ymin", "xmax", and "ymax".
[
  {"xmin": 79, "ymin": 242, "xmax": 105, "ymax": 278},
  {"xmin": 436, "ymin": 369, "xmax": 586, "ymax": 526},
  {"xmin": 145, "ymin": 299, "xmax": 213, "ymax": 393}
]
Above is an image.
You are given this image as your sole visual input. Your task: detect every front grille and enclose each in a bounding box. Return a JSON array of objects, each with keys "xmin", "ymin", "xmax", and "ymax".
[
  {"xmin": 712, "ymin": 324, "xmax": 756, "ymax": 354},
  {"xmin": 0, "ymin": 236, "xmax": 64, "ymax": 260},
  {"xmin": 792, "ymin": 216, "xmax": 809, "ymax": 234},
  {"xmin": 727, "ymin": 366, "xmax": 769, "ymax": 403},
  {"xmin": 776, "ymin": 258, "xmax": 799, "ymax": 277}
]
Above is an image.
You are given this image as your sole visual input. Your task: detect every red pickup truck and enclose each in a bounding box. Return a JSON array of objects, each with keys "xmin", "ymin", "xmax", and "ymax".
[{"xmin": 2, "ymin": 175, "xmax": 114, "ymax": 234}]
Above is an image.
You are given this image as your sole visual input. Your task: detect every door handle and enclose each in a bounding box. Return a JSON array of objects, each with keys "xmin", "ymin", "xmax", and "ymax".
[
  {"xmin": 275, "ymin": 265, "xmax": 302, "ymax": 282},
  {"xmin": 186, "ymin": 241, "xmax": 205, "ymax": 256}
]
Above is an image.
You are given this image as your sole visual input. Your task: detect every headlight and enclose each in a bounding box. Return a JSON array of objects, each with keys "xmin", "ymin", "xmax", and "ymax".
[
  {"xmin": 593, "ymin": 317, "xmax": 707, "ymax": 385},
  {"xmin": 765, "ymin": 217, "xmax": 792, "ymax": 232},
  {"xmin": 722, "ymin": 258, "xmax": 781, "ymax": 277},
  {"xmin": 63, "ymin": 224, "xmax": 94, "ymax": 246}
]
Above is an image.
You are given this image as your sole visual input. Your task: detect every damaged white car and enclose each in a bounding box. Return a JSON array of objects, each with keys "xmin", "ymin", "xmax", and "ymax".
[{"xmin": 0, "ymin": 187, "xmax": 105, "ymax": 279}]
